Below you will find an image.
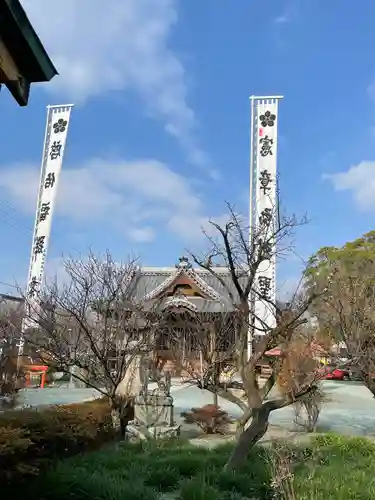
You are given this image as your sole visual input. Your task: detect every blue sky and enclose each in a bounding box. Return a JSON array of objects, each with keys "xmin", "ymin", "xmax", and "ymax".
[{"xmin": 1, "ymin": 0, "xmax": 375, "ymax": 296}]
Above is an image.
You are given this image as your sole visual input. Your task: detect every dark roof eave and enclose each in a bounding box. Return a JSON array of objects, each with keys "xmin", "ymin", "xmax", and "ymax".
[
  {"xmin": 0, "ymin": 293, "xmax": 24, "ymax": 303},
  {"xmin": 1, "ymin": 0, "xmax": 58, "ymax": 83}
]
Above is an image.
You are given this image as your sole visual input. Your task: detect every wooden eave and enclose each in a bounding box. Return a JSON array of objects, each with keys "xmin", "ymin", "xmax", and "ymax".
[{"xmin": 0, "ymin": 0, "xmax": 58, "ymax": 104}]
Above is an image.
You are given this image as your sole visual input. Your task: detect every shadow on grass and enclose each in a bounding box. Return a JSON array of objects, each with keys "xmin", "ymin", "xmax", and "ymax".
[
  {"xmin": 4, "ymin": 434, "xmax": 375, "ymax": 500},
  {"xmin": 5, "ymin": 439, "xmax": 274, "ymax": 500}
]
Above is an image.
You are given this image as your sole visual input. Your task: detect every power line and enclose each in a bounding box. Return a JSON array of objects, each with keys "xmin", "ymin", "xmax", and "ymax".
[
  {"xmin": 0, "ymin": 197, "xmax": 19, "ymax": 213},
  {"xmin": 0, "ymin": 197, "xmax": 33, "ymax": 237},
  {"xmin": 0, "ymin": 207, "xmax": 32, "ymax": 233},
  {"xmin": 0, "ymin": 280, "xmax": 18, "ymax": 289},
  {"xmin": 0, "ymin": 194, "xmax": 86, "ymax": 267},
  {"xmin": 0, "ymin": 216, "xmax": 31, "ymax": 238}
]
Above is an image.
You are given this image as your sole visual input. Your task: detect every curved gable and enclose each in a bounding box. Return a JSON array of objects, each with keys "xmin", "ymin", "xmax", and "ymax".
[{"xmin": 144, "ymin": 268, "xmax": 221, "ymax": 301}]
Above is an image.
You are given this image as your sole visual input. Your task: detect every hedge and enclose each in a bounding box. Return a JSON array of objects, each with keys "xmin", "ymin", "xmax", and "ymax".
[{"xmin": 0, "ymin": 397, "xmax": 115, "ymax": 484}]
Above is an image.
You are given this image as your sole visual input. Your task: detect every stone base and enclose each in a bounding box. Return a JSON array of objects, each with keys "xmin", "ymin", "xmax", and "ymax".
[
  {"xmin": 126, "ymin": 424, "xmax": 181, "ymax": 441},
  {"xmin": 147, "ymin": 425, "xmax": 181, "ymax": 439},
  {"xmin": 126, "ymin": 424, "xmax": 148, "ymax": 441},
  {"xmin": 0, "ymin": 395, "xmax": 17, "ymax": 410}
]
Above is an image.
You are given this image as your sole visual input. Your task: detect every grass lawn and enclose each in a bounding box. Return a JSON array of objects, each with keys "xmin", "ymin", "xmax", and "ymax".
[{"xmin": 11, "ymin": 434, "xmax": 375, "ymax": 500}]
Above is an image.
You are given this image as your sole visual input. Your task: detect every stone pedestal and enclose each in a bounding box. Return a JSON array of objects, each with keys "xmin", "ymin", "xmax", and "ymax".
[
  {"xmin": 147, "ymin": 425, "xmax": 181, "ymax": 439},
  {"xmin": 131, "ymin": 377, "xmax": 180, "ymax": 439},
  {"xmin": 134, "ymin": 389, "xmax": 174, "ymax": 428}
]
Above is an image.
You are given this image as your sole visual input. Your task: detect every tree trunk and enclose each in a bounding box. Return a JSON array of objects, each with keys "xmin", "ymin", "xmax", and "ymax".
[
  {"xmin": 111, "ymin": 407, "xmax": 121, "ymax": 432},
  {"xmin": 111, "ymin": 398, "xmax": 135, "ymax": 439},
  {"xmin": 305, "ymin": 400, "xmax": 320, "ymax": 432},
  {"xmin": 236, "ymin": 407, "xmax": 253, "ymax": 437},
  {"xmin": 363, "ymin": 376, "xmax": 375, "ymax": 398},
  {"xmin": 213, "ymin": 364, "xmax": 220, "ymax": 407},
  {"xmin": 119, "ymin": 415, "xmax": 128, "ymax": 439},
  {"xmin": 213, "ymin": 390, "xmax": 218, "ymax": 407},
  {"xmin": 295, "ymin": 399, "xmax": 321, "ymax": 433},
  {"xmin": 225, "ymin": 406, "xmax": 270, "ymax": 470}
]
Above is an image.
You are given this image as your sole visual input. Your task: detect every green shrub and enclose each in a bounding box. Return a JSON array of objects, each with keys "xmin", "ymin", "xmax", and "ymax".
[
  {"xmin": 16, "ymin": 434, "xmax": 375, "ymax": 500},
  {"xmin": 179, "ymin": 476, "xmax": 220, "ymax": 500},
  {"xmin": 143, "ymin": 464, "xmax": 181, "ymax": 491},
  {"xmin": 0, "ymin": 397, "xmax": 114, "ymax": 484},
  {"xmin": 26, "ymin": 464, "xmax": 160, "ymax": 500}
]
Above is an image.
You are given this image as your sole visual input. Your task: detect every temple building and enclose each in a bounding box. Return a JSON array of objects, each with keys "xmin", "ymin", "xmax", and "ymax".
[
  {"xmin": 125, "ymin": 256, "xmax": 247, "ymax": 374},
  {"xmin": 129, "ymin": 256, "xmax": 244, "ymax": 314},
  {"xmin": 126, "ymin": 257, "xmax": 294, "ymax": 360}
]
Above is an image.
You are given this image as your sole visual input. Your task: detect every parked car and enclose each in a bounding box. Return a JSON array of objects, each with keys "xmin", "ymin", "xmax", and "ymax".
[{"xmin": 318, "ymin": 365, "xmax": 350, "ymax": 381}]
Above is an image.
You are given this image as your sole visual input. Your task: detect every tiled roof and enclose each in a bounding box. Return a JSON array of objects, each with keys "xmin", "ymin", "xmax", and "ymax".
[{"xmin": 130, "ymin": 262, "xmax": 248, "ymax": 311}]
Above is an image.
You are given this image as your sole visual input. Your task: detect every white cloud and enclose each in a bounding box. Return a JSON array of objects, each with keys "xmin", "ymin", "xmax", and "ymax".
[
  {"xmin": 127, "ymin": 227, "xmax": 155, "ymax": 243},
  {"xmin": 21, "ymin": 0, "xmax": 209, "ymax": 170},
  {"xmin": 272, "ymin": 0, "xmax": 301, "ymax": 50},
  {"xmin": 274, "ymin": 15, "xmax": 290, "ymax": 24},
  {"xmin": 368, "ymin": 82, "xmax": 375, "ymax": 102},
  {"xmin": 0, "ymin": 158, "xmax": 221, "ymax": 242},
  {"xmin": 167, "ymin": 212, "xmax": 230, "ymax": 241},
  {"xmin": 324, "ymin": 161, "xmax": 375, "ymax": 211}
]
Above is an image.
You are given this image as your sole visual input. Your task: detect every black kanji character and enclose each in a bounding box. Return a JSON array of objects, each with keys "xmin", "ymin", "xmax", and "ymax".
[
  {"xmin": 39, "ymin": 202, "xmax": 51, "ymax": 222},
  {"xmin": 258, "ymin": 276, "xmax": 272, "ymax": 299},
  {"xmin": 34, "ymin": 236, "xmax": 45, "ymax": 254},
  {"xmin": 259, "ymin": 169, "xmax": 272, "ymax": 195},
  {"xmin": 259, "ymin": 135, "xmax": 273, "ymax": 157},
  {"xmin": 258, "ymin": 238, "xmax": 273, "ymax": 261},
  {"xmin": 44, "ymin": 172, "xmax": 55, "ymax": 189},
  {"xmin": 259, "ymin": 207, "xmax": 273, "ymax": 226},
  {"xmin": 49, "ymin": 141, "xmax": 62, "ymax": 160},
  {"xmin": 28, "ymin": 276, "xmax": 39, "ymax": 298}
]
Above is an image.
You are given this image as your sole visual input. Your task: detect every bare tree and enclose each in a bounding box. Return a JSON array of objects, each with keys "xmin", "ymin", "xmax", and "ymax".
[
  {"xmin": 0, "ymin": 296, "xmax": 24, "ymax": 396},
  {"xmin": 308, "ymin": 261, "xmax": 375, "ymax": 397},
  {"xmin": 21, "ymin": 251, "xmax": 159, "ymax": 437},
  {"xmin": 161, "ymin": 307, "xmax": 242, "ymax": 408},
  {"xmin": 279, "ymin": 331, "xmax": 326, "ymax": 433},
  {"xmin": 182, "ymin": 204, "xmax": 322, "ymax": 469}
]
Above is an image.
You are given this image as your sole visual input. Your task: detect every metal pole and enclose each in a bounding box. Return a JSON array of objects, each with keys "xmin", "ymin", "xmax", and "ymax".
[
  {"xmin": 69, "ymin": 366, "xmax": 73, "ymax": 388},
  {"xmin": 68, "ymin": 335, "xmax": 74, "ymax": 388}
]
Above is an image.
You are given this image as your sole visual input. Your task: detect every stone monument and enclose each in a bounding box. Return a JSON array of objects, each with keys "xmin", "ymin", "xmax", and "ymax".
[{"xmin": 133, "ymin": 371, "xmax": 180, "ymax": 439}]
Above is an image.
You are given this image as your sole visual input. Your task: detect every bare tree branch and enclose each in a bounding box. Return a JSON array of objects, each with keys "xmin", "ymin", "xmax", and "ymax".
[
  {"xmin": 172, "ymin": 204, "xmax": 324, "ymax": 469},
  {"xmin": 20, "ymin": 250, "xmax": 160, "ymax": 437}
]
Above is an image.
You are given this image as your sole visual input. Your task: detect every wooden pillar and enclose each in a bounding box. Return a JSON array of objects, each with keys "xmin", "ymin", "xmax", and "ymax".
[{"xmin": 40, "ymin": 371, "xmax": 46, "ymax": 389}]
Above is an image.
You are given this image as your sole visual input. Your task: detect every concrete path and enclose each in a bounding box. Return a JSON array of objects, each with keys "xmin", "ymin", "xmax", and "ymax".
[
  {"xmin": 15, "ymin": 387, "xmax": 103, "ymax": 408},
  {"xmin": 14, "ymin": 379, "xmax": 188, "ymax": 409},
  {"xmin": 13, "ymin": 379, "xmax": 375, "ymax": 437},
  {"xmin": 171, "ymin": 380, "xmax": 375, "ymax": 437}
]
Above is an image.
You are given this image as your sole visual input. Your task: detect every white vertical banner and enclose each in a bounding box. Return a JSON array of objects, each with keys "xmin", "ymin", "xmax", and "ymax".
[
  {"xmin": 252, "ymin": 97, "xmax": 281, "ymax": 335},
  {"xmin": 22, "ymin": 104, "xmax": 73, "ymax": 333}
]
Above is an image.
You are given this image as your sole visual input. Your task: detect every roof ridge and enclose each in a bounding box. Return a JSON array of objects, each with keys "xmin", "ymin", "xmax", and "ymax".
[{"xmin": 140, "ymin": 266, "xmax": 230, "ymax": 274}]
